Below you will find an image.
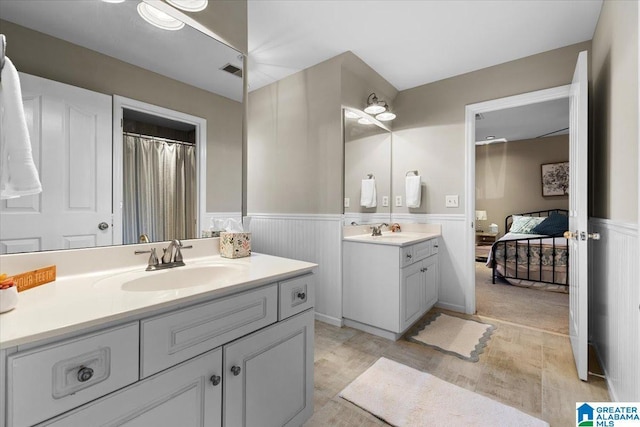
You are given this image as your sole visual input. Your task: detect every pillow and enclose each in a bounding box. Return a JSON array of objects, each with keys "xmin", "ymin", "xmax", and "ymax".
[
  {"xmin": 509, "ymin": 215, "xmax": 546, "ymax": 234},
  {"xmin": 531, "ymin": 212, "xmax": 568, "ymax": 237}
]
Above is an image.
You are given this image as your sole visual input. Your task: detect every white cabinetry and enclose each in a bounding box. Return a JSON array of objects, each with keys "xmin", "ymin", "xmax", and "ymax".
[
  {"xmin": 2, "ymin": 274, "xmax": 314, "ymax": 427},
  {"xmin": 343, "ymin": 238, "xmax": 439, "ymax": 340}
]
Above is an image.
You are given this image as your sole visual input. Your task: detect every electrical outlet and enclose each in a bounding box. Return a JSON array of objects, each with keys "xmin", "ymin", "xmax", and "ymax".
[
  {"xmin": 344, "ymin": 198, "xmax": 350, "ymax": 208},
  {"xmin": 395, "ymin": 196, "xmax": 403, "ymax": 207},
  {"xmin": 445, "ymin": 195, "xmax": 459, "ymax": 208},
  {"xmin": 382, "ymin": 196, "xmax": 389, "ymax": 207}
]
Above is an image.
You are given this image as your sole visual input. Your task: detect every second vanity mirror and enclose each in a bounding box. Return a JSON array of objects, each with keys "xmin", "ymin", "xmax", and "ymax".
[
  {"xmin": 343, "ymin": 108, "xmax": 391, "ymax": 224},
  {"xmin": 0, "ymin": 0, "xmax": 244, "ymax": 254}
]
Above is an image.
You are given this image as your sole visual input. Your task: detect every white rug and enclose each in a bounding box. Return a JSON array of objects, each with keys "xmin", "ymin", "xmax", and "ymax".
[
  {"xmin": 407, "ymin": 313, "xmax": 494, "ymax": 362},
  {"xmin": 339, "ymin": 357, "xmax": 549, "ymax": 427}
]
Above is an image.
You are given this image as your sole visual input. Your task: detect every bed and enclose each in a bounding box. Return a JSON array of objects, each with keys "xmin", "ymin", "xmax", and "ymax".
[{"xmin": 488, "ymin": 209, "xmax": 569, "ymax": 287}]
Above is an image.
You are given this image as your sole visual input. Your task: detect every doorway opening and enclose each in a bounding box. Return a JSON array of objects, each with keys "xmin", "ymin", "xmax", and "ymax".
[
  {"xmin": 473, "ymin": 98, "xmax": 570, "ymax": 334},
  {"xmin": 112, "ymin": 96, "xmax": 207, "ymax": 245},
  {"xmin": 465, "ymin": 86, "xmax": 570, "ymax": 327}
]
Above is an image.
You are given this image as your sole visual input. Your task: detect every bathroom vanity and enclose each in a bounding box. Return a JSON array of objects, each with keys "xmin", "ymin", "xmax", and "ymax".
[
  {"xmin": 0, "ymin": 241, "xmax": 316, "ymax": 427},
  {"xmin": 342, "ymin": 230, "xmax": 440, "ymax": 340}
]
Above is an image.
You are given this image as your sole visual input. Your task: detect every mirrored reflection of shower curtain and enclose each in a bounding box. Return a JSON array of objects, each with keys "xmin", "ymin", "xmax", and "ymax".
[{"xmin": 123, "ymin": 135, "xmax": 196, "ymax": 244}]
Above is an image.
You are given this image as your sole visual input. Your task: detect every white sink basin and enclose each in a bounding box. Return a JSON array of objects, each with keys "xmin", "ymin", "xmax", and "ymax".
[{"xmin": 94, "ymin": 264, "xmax": 245, "ymax": 292}]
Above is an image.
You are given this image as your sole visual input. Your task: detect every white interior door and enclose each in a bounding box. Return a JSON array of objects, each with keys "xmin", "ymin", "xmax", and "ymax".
[
  {"xmin": 0, "ymin": 74, "xmax": 112, "ymax": 253},
  {"xmin": 568, "ymin": 50, "xmax": 589, "ymax": 381}
]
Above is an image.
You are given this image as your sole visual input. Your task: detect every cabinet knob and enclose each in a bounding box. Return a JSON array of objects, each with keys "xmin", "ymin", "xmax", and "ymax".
[
  {"xmin": 231, "ymin": 365, "xmax": 242, "ymax": 376},
  {"xmin": 297, "ymin": 292, "xmax": 306, "ymax": 300},
  {"xmin": 406, "ymin": 254, "xmax": 412, "ymax": 259},
  {"xmin": 77, "ymin": 366, "xmax": 94, "ymax": 382},
  {"xmin": 433, "ymin": 245, "xmax": 438, "ymax": 248},
  {"xmin": 210, "ymin": 374, "xmax": 221, "ymax": 386}
]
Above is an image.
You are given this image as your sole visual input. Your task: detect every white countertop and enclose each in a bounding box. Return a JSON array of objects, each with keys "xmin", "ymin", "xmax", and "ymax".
[
  {"xmin": 0, "ymin": 253, "xmax": 316, "ymax": 349},
  {"xmin": 343, "ymin": 231, "xmax": 440, "ymax": 247}
]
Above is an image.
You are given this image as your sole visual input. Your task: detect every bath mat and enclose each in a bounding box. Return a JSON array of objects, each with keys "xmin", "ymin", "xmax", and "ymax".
[
  {"xmin": 339, "ymin": 357, "xmax": 548, "ymax": 427},
  {"xmin": 406, "ymin": 313, "xmax": 494, "ymax": 361}
]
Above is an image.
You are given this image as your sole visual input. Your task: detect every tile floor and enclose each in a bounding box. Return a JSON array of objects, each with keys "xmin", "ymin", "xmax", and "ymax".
[{"xmin": 305, "ymin": 308, "xmax": 610, "ymax": 427}]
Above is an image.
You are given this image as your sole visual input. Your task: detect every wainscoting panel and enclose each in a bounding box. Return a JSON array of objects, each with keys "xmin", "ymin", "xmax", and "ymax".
[
  {"xmin": 589, "ymin": 218, "xmax": 639, "ymax": 401},
  {"xmin": 392, "ymin": 214, "xmax": 468, "ymax": 313},
  {"xmin": 247, "ymin": 214, "xmax": 343, "ymax": 326}
]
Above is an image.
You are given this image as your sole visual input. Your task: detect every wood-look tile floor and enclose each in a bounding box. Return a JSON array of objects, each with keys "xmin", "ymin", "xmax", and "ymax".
[{"xmin": 305, "ymin": 308, "xmax": 610, "ymax": 427}]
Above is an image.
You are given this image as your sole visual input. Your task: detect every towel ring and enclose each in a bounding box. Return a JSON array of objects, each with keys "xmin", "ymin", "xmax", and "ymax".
[
  {"xmin": 406, "ymin": 170, "xmax": 419, "ymax": 176},
  {"xmin": 366, "ymin": 173, "xmax": 375, "ymax": 179}
]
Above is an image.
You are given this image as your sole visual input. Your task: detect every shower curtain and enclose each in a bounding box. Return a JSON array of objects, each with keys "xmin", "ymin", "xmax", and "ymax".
[{"xmin": 123, "ymin": 134, "xmax": 196, "ymax": 244}]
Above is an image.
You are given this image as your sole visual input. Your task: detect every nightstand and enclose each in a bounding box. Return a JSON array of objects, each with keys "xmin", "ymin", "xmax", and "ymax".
[{"xmin": 475, "ymin": 232, "xmax": 498, "ymax": 262}]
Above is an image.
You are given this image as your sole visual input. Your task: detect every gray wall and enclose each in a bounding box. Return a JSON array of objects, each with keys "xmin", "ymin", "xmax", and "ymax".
[
  {"xmin": 247, "ymin": 52, "xmax": 397, "ymax": 214},
  {"xmin": 392, "ymin": 41, "xmax": 591, "ymax": 215},
  {"xmin": 591, "ymin": 0, "xmax": 639, "ymax": 222},
  {"xmin": 475, "ymin": 135, "xmax": 569, "ymax": 236},
  {"xmin": 2, "ymin": 20, "xmax": 243, "ymax": 213}
]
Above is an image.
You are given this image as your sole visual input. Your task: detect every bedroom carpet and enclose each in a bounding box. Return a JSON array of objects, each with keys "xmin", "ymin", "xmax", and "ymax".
[
  {"xmin": 339, "ymin": 357, "xmax": 549, "ymax": 427},
  {"xmin": 406, "ymin": 313, "xmax": 494, "ymax": 361},
  {"xmin": 475, "ymin": 263, "xmax": 569, "ymax": 335}
]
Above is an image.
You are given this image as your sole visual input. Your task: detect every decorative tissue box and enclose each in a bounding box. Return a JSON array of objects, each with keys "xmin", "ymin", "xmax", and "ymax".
[{"xmin": 220, "ymin": 232, "xmax": 251, "ymax": 258}]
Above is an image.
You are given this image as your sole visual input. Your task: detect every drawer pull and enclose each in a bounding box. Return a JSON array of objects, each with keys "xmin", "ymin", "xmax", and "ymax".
[
  {"xmin": 77, "ymin": 366, "xmax": 94, "ymax": 382},
  {"xmin": 297, "ymin": 292, "xmax": 306, "ymax": 300},
  {"xmin": 210, "ymin": 374, "xmax": 221, "ymax": 386},
  {"xmin": 434, "ymin": 245, "xmax": 438, "ymax": 248},
  {"xmin": 406, "ymin": 254, "xmax": 412, "ymax": 259},
  {"xmin": 231, "ymin": 365, "xmax": 242, "ymax": 376},
  {"xmin": 420, "ymin": 268, "xmax": 429, "ymax": 273}
]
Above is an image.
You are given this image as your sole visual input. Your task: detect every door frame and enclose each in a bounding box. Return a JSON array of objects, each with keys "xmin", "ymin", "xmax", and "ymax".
[
  {"xmin": 463, "ymin": 85, "xmax": 571, "ymax": 314},
  {"xmin": 112, "ymin": 96, "xmax": 207, "ymax": 244}
]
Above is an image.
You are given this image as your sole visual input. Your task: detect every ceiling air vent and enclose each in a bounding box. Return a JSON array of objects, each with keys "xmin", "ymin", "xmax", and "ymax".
[{"xmin": 221, "ymin": 63, "xmax": 243, "ymax": 78}]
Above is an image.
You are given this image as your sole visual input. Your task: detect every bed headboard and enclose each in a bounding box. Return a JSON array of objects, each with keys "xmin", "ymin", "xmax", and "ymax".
[{"xmin": 505, "ymin": 209, "xmax": 569, "ymax": 233}]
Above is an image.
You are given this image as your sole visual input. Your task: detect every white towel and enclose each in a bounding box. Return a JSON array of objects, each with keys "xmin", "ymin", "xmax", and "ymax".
[
  {"xmin": 405, "ymin": 175, "xmax": 422, "ymax": 208},
  {"xmin": 360, "ymin": 178, "xmax": 377, "ymax": 208},
  {"xmin": 0, "ymin": 57, "xmax": 42, "ymax": 199}
]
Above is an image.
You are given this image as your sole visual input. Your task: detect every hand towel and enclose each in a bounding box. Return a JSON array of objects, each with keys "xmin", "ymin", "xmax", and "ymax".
[
  {"xmin": 360, "ymin": 178, "xmax": 377, "ymax": 208},
  {"xmin": 0, "ymin": 56, "xmax": 42, "ymax": 199},
  {"xmin": 405, "ymin": 175, "xmax": 421, "ymax": 208}
]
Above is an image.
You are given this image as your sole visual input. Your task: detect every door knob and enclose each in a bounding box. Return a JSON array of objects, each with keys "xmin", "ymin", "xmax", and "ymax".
[
  {"xmin": 98, "ymin": 222, "xmax": 109, "ymax": 230},
  {"xmin": 563, "ymin": 231, "xmax": 578, "ymax": 240}
]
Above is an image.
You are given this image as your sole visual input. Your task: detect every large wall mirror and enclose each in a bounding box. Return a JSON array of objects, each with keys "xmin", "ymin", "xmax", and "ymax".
[
  {"xmin": 0, "ymin": 0, "xmax": 244, "ymax": 254},
  {"xmin": 343, "ymin": 108, "xmax": 391, "ymax": 225}
]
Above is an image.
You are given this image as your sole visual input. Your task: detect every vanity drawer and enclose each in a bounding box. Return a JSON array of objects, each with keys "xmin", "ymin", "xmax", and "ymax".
[
  {"xmin": 431, "ymin": 238, "xmax": 439, "ymax": 254},
  {"xmin": 412, "ymin": 239, "xmax": 433, "ymax": 261},
  {"xmin": 401, "ymin": 246, "xmax": 415, "ymax": 267},
  {"xmin": 7, "ymin": 322, "xmax": 139, "ymax": 427},
  {"xmin": 279, "ymin": 274, "xmax": 315, "ymax": 320},
  {"xmin": 140, "ymin": 284, "xmax": 278, "ymax": 378}
]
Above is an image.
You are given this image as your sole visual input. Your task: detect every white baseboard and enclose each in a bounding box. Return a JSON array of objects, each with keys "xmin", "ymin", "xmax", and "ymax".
[
  {"xmin": 436, "ymin": 301, "xmax": 466, "ymax": 313},
  {"xmin": 315, "ymin": 312, "xmax": 343, "ymax": 327}
]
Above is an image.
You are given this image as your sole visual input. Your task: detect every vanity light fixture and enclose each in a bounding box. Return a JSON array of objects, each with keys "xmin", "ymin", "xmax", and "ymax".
[
  {"xmin": 101, "ymin": 0, "xmax": 126, "ymax": 3},
  {"xmin": 166, "ymin": 0, "xmax": 208, "ymax": 12},
  {"xmin": 344, "ymin": 110, "xmax": 360, "ymax": 119},
  {"xmin": 364, "ymin": 93, "xmax": 386, "ymax": 115},
  {"xmin": 137, "ymin": 2, "xmax": 185, "ymax": 31},
  {"xmin": 357, "ymin": 117, "xmax": 373, "ymax": 125},
  {"xmin": 364, "ymin": 93, "xmax": 397, "ymax": 121}
]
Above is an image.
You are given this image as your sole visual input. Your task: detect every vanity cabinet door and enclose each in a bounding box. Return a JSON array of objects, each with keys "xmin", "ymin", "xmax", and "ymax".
[
  {"xmin": 224, "ymin": 309, "xmax": 314, "ymax": 427},
  {"xmin": 401, "ymin": 261, "xmax": 424, "ymax": 331},
  {"xmin": 423, "ymin": 256, "xmax": 439, "ymax": 310},
  {"xmin": 41, "ymin": 348, "xmax": 223, "ymax": 427}
]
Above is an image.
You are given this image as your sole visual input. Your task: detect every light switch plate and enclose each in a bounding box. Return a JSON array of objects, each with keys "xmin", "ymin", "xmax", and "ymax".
[
  {"xmin": 382, "ymin": 196, "xmax": 389, "ymax": 207},
  {"xmin": 445, "ymin": 195, "xmax": 459, "ymax": 208},
  {"xmin": 395, "ymin": 196, "xmax": 403, "ymax": 207},
  {"xmin": 344, "ymin": 198, "xmax": 350, "ymax": 208}
]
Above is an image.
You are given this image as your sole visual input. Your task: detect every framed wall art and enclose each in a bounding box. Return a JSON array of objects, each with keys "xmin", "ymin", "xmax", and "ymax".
[{"xmin": 541, "ymin": 161, "xmax": 569, "ymax": 196}]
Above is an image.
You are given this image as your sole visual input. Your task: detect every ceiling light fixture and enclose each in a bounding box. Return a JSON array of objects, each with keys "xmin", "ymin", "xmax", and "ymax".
[
  {"xmin": 101, "ymin": 0, "xmax": 126, "ymax": 3},
  {"xmin": 364, "ymin": 93, "xmax": 396, "ymax": 121},
  {"xmin": 166, "ymin": 0, "xmax": 208, "ymax": 12},
  {"xmin": 475, "ymin": 137, "xmax": 508, "ymax": 145},
  {"xmin": 137, "ymin": 2, "xmax": 185, "ymax": 31}
]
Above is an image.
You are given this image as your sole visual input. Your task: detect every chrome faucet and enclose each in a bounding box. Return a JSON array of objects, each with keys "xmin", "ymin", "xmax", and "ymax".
[
  {"xmin": 162, "ymin": 239, "xmax": 183, "ymax": 264},
  {"xmin": 135, "ymin": 239, "xmax": 192, "ymax": 271},
  {"xmin": 370, "ymin": 223, "xmax": 389, "ymax": 236}
]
